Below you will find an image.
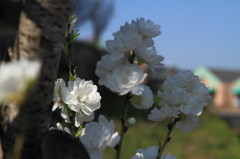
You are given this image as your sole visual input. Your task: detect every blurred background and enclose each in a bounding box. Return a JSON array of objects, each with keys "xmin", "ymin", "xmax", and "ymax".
[{"xmin": 1, "ymin": 0, "xmax": 240, "ymax": 158}]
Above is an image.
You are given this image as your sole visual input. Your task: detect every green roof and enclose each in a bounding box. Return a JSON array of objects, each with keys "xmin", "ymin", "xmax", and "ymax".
[
  {"xmin": 231, "ymin": 77, "xmax": 240, "ymax": 95},
  {"xmin": 194, "ymin": 66, "xmax": 221, "ymax": 92}
]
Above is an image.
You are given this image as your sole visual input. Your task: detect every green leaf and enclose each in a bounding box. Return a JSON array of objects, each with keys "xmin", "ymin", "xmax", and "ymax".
[
  {"xmin": 75, "ymin": 125, "xmax": 83, "ymax": 137},
  {"xmin": 74, "ymin": 29, "xmax": 80, "ymax": 35},
  {"xmin": 73, "ymin": 66, "xmax": 78, "ymax": 75},
  {"xmin": 69, "ymin": 15, "xmax": 77, "ymax": 23},
  {"xmin": 69, "ymin": 70, "xmax": 75, "ymax": 82},
  {"xmin": 73, "ymin": 34, "xmax": 80, "ymax": 42},
  {"xmin": 69, "ymin": 65, "xmax": 78, "ymax": 82},
  {"xmin": 63, "ymin": 103, "xmax": 72, "ymax": 117},
  {"xmin": 71, "ymin": 30, "xmax": 80, "ymax": 42}
]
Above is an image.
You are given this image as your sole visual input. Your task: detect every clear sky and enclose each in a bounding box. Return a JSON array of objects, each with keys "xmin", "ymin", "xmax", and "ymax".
[{"xmin": 78, "ymin": 0, "xmax": 240, "ymax": 71}]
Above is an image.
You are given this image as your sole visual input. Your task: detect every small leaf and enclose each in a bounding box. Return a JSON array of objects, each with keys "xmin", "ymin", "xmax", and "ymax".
[
  {"xmin": 69, "ymin": 70, "xmax": 75, "ymax": 82},
  {"xmin": 73, "ymin": 34, "xmax": 80, "ymax": 42},
  {"xmin": 63, "ymin": 103, "xmax": 72, "ymax": 117},
  {"xmin": 75, "ymin": 125, "xmax": 83, "ymax": 138},
  {"xmin": 71, "ymin": 30, "xmax": 80, "ymax": 42},
  {"xmin": 74, "ymin": 29, "xmax": 80, "ymax": 35},
  {"xmin": 73, "ymin": 66, "xmax": 78, "ymax": 74},
  {"xmin": 69, "ymin": 15, "xmax": 77, "ymax": 23}
]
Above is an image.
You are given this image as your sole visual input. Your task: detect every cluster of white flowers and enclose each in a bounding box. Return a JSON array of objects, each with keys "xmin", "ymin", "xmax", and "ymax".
[
  {"xmin": 80, "ymin": 115, "xmax": 120, "ymax": 159},
  {"xmin": 52, "ymin": 77, "xmax": 101, "ymax": 127},
  {"xmin": 93, "ymin": 18, "xmax": 167, "ymax": 159},
  {"xmin": 131, "ymin": 146, "xmax": 176, "ymax": 159},
  {"xmin": 148, "ymin": 70, "xmax": 212, "ymax": 133},
  {"xmin": 0, "ymin": 58, "xmax": 41, "ymax": 103},
  {"xmin": 95, "ymin": 17, "xmax": 163, "ymax": 110},
  {"xmin": 49, "ymin": 16, "xmax": 213, "ymax": 159}
]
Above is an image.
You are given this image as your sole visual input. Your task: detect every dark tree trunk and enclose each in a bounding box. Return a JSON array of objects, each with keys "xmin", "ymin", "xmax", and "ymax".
[{"xmin": 0, "ymin": 0, "xmax": 73, "ymax": 158}]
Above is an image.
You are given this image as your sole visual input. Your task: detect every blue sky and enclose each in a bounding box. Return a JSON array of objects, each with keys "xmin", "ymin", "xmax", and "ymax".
[{"xmin": 78, "ymin": 0, "xmax": 240, "ymax": 71}]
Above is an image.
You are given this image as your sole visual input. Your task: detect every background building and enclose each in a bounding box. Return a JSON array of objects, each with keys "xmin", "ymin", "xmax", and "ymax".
[{"xmin": 194, "ymin": 66, "xmax": 240, "ymax": 111}]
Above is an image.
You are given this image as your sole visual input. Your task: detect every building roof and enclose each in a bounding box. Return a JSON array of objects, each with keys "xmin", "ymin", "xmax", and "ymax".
[
  {"xmin": 195, "ymin": 66, "xmax": 240, "ymax": 83},
  {"xmin": 231, "ymin": 77, "xmax": 240, "ymax": 94},
  {"xmin": 194, "ymin": 66, "xmax": 240, "ymax": 94},
  {"xmin": 209, "ymin": 69, "xmax": 240, "ymax": 82},
  {"xmin": 194, "ymin": 66, "xmax": 221, "ymax": 91}
]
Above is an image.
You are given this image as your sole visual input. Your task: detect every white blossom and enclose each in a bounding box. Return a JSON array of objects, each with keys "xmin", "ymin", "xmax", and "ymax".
[
  {"xmin": 131, "ymin": 84, "xmax": 154, "ymax": 109},
  {"xmin": 106, "ymin": 22, "xmax": 142, "ymax": 53},
  {"xmin": 131, "ymin": 146, "xmax": 176, "ymax": 159},
  {"xmin": 131, "ymin": 146, "xmax": 158, "ymax": 159},
  {"xmin": 50, "ymin": 122, "xmax": 71, "ymax": 135},
  {"xmin": 0, "ymin": 58, "xmax": 41, "ymax": 103},
  {"xmin": 100, "ymin": 63, "xmax": 147, "ymax": 95},
  {"xmin": 80, "ymin": 115, "xmax": 120, "ymax": 159},
  {"xmin": 60, "ymin": 108, "xmax": 71, "ymax": 124},
  {"xmin": 61, "ymin": 77, "xmax": 101, "ymax": 127},
  {"xmin": 53, "ymin": 78, "xmax": 66, "ymax": 111},
  {"xmin": 74, "ymin": 111, "xmax": 94, "ymax": 127},
  {"xmin": 52, "ymin": 78, "xmax": 95, "ymax": 127},
  {"xmin": 95, "ymin": 54, "xmax": 125, "ymax": 85},
  {"xmin": 52, "ymin": 78, "xmax": 72, "ymax": 124},
  {"xmin": 148, "ymin": 105, "xmax": 180, "ymax": 128},
  {"xmin": 135, "ymin": 42, "xmax": 164, "ymax": 72},
  {"xmin": 131, "ymin": 17, "xmax": 161, "ymax": 38},
  {"xmin": 175, "ymin": 114, "xmax": 200, "ymax": 133},
  {"xmin": 162, "ymin": 70, "xmax": 201, "ymax": 94},
  {"xmin": 158, "ymin": 70, "xmax": 212, "ymax": 116},
  {"xmin": 158, "ymin": 91, "xmax": 206, "ymax": 116},
  {"xmin": 106, "ymin": 17, "xmax": 161, "ymax": 54}
]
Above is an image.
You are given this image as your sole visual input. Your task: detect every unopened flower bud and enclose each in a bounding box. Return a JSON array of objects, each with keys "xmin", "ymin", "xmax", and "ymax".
[
  {"xmin": 69, "ymin": 15, "xmax": 77, "ymax": 33},
  {"xmin": 128, "ymin": 117, "xmax": 136, "ymax": 125}
]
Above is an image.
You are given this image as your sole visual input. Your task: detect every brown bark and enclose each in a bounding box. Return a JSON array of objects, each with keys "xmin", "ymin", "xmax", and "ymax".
[{"xmin": 0, "ymin": 0, "xmax": 73, "ymax": 158}]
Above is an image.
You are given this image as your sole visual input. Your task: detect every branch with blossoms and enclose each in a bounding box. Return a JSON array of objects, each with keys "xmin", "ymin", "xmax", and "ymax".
[
  {"xmin": 0, "ymin": 14, "xmax": 212, "ymax": 159},
  {"xmin": 53, "ymin": 16, "xmax": 212, "ymax": 159},
  {"xmin": 53, "ymin": 15, "xmax": 102, "ymax": 137}
]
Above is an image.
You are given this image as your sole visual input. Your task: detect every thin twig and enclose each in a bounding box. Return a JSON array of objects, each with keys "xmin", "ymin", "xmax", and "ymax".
[
  {"xmin": 116, "ymin": 93, "xmax": 131, "ymax": 159},
  {"xmin": 65, "ymin": 20, "xmax": 77, "ymax": 135},
  {"xmin": 157, "ymin": 118, "xmax": 180, "ymax": 158},
  {"xmin": 116, "ymin": 51, "xmax": 135, "ymax": 159}
]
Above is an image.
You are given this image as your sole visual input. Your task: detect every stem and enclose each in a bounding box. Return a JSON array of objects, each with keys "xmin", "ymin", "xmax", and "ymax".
[
  {"xmin": 116, "ymin": 50, "xmax": 135, "ymax": 159},
  {"xmin": 66, "ymin": 25, "xmax": 75, "ymax": 76},
  {"xmin": 158, "ymin": 118, "xmax": 179, "ymax": 158},
  {"xmin": 116, "ymin": 93, "xmax": 131, "ymax": 159},
  {"xmin": 69, "ymin": 111, "xmax": 76, "ymax": 135},
  {"xmin": 65, "ymin": 21, "xmax": 77, "ymax": 135}
]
